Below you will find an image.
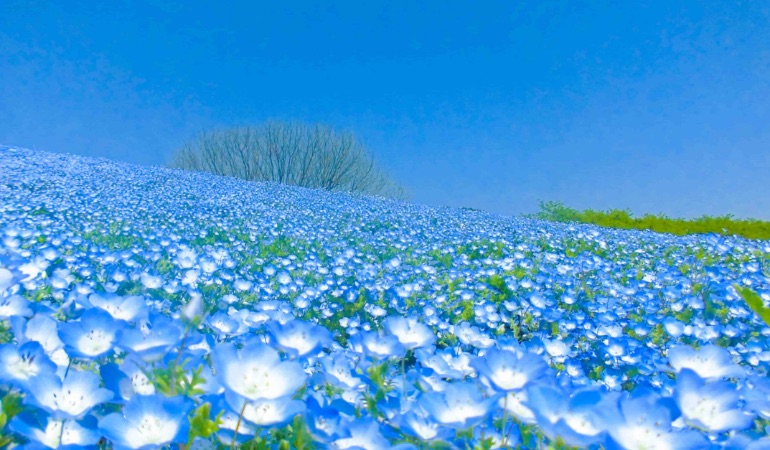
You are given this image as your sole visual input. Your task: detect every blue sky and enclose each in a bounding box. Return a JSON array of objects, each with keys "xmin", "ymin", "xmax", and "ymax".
[{"xmin": 2, "ymin": 1, "xmax": 769, "ymax": 219}]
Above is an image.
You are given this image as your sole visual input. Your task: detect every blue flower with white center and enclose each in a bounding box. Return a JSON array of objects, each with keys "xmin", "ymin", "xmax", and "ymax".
[
  {"xmin": 206, "ymin": 311, "xmax": 248, "ymax": 336},
  {"xmin": 304, "ymin": 394, "xmax": 345, "ymax": 443},
  {"xmin": 420, "ymin": 382, "xmax": 498, "ymax": 429},
  {"xmin": 357, "ymin": 331, "xmax": 405, "ymax": 359},
  {"xmin": 0, "ymin": 341, "xmax": 57, "ymax": 387},
  {"xmin": 321, "ymin": 352, "xmax": 365, "ymax": 390},
  {"xmin": 0, "ymin": 267, "xmax": 15, "ymax": 292},
  {"xmin": 0, "ymin": 294, "xmax": 32, "ymax": 318},
  {"xmin": 225, "ymin": 390, "xmax": 305, "ymax": 427},
  {"xmin": 214, "ymin": 406, "xmax": 257, "ymax": 447},
  {"xmin": 86, "ymin": 292, "xmax": 148, "ymax": 323},
  {"xmin": 58, "ymin": 308, "xmax": 120, "ymax": 358},
  {"xmin": 525, "ymin": 385, "xmax": 608, "ymax": 448},
  {"xmin": 333, "ymin": 418, "xmax": 391, "ymax": 450},
  {"xmin": 267, "ymin": 319, "xmax": 333, "ymax": 358},
  {"xmin": 675, "ymin": 368, "xmax": 754, "ymax": 433},
  {"xmin": 384, "ymin": 316, "xmax": 435, "ymax": 349},
  {"xmin": 453, "ymin": 322, "xmax": 496, "ymax": 348},
  {"xmin": 668, "ymin": 344, "xmax": 745, "ymax": 380},
  {"xmin": 9, "ymin": 411, "xmax": 100, "ymax": 448},
  {"xmin": 27, "ymin": 370, "xmax": 113, "ymax": 419},
  {"xmin": 399, "ymin": 406, "xmax": 452, "ymax": 442},
  {"xmin": 98, "ymin": 394, "xmax": 192, "ymax": 450},
  {"xmin": 100, "ymin": 359, "xmax": 156, "ymax": 402},
  {"xmin": 117, "ymin": 313, "xmax": 183, "ymax": 362},
  {"xmin": 471, "ymin": 348, "xmax": 548, "ymax": 392},
  {"xmin": 600, "ymin": 390, "xmax": 706, "ymax": 450},
  {"xmin": 212, "ymin": 339, "xmax": 306, "ymax": 401}
]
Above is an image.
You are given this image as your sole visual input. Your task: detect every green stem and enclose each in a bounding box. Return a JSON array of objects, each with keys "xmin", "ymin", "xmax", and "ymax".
[{"xmin": 231, "ymin": 402, "xmax": 248, "ymax": 450}]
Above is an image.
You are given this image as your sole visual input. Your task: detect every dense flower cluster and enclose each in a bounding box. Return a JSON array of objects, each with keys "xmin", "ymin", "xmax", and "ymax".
[{"xmin": 1, "ymin": 146, "xmax": 769, "ymax": 449}]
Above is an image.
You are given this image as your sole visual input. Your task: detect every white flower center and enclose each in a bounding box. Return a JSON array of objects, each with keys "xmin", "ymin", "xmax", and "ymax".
[{"xmin": 77, "ymin": 329, "xmax": 112, "ymax": 355}]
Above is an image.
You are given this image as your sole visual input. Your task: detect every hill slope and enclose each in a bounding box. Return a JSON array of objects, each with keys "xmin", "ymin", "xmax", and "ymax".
[{"xmin": 0, "ymin": 146, "xmax": 769, "ymax": 448}]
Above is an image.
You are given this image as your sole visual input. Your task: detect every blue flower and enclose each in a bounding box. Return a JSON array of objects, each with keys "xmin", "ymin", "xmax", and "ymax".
[
  {"xmin": 98, "ymin": 394, "xmax": 192, "ymax": 450},
  {"xmin": 668, "ymin": 344, "xmax": 745, "ymax": 380},
  {"xmin": 676, "ymin": 368, "xmax": 754, "ymax": 433},
  {"xmin": 471, "ymin": 348, "xmax": 548, "ymax": 392},
  {"xmin": 212, "ymin": 339, "xmax": 306, "ymax": 401},
  {"xmin": 333, "ymin": 418, "xmax": 391, "ymax": 450},
  {"xmin": 0, "ymin": 294, "xmax": 32, "ymax": 318},
  {"xmin": 58, "ymin": 308, "xmax": 121, "ymax": 358},
  {"xmin": 100, "ymin": 358, "xmax": 156, "ymax": 402},
  {"xmin": 525, "ymin": 384, "xmax": 607, "ymax": 448},
  {"xmin": 357, "ymin": 331, "xmax": 405, "ymax": 359},
  {"xmin": 117, "ymin": 313, "xmax": 183, "ymax": 362},
  {"xmin": 0, "ymin": 341, "xmax": 57, "ymax": 387},
  {"xmin": 384, "ymin": 316, "xmax": 435, "ymax": 350},
  {"xmin": 27, "ymin": 370, "xmax": 113, "ymax": 419},
  {"xmin": 9, "ymin": 411, "xmax": 100, "ymax": 449},
  {"xmin": 321, "ymin": 351, "xmax": 365, "ymax": 390},
  {"xmin": 225, "ymin": 390, "xmax": 305, "ymax": 427},
  {"xmin": 420, "ymin": 382, "xmax": 498, "ymax": 429},
  {"xmin": 85, "ymin": 292, "xmax": 148, "ymax": 323},
  {"xmin": 600, "ymin": 390, "xmax": 706, "ymax": 450},
  {"xmin": 399, "ymin": 406, "xmax": 452, "ymax": 442},
  {"xmin": 267, "ymin": 319, "xmax": 333, "ymax": 358}
]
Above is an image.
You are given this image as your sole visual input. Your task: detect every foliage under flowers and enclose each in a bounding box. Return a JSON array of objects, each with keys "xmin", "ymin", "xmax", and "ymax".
[{"xmin": 0, "ymin": 146, "xmax": 770, "ymax": 448}]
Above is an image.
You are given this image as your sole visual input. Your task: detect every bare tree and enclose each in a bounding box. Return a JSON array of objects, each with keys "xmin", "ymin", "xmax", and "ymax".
[{"xmin": 170, "ymin": 121, "xmax": 406, "ymax": 199}]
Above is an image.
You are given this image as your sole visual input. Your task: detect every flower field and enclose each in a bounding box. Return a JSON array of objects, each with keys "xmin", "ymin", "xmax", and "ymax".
[{"xmin": 1, "ymin": 146, "xmax": 770, "ymax": 449}]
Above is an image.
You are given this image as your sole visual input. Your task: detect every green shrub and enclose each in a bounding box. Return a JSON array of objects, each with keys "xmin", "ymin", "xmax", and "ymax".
[{"xmin": 527, "ymin": 201, "xmax": 770, "ymax": 240}]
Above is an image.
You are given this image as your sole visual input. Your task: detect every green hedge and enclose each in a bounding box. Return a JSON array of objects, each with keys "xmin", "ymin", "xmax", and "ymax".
[{"xmin": 526, "ymin": 201, "xmax": 770, "ymax": 240}]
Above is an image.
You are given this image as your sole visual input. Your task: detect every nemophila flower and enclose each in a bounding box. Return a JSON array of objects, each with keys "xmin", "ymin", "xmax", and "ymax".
[
  {"xmin": 86, "ymin": 292, "xmax": 148, "ymax": 322},
  {"xmin": 0, "ymin": 267, "xmax": 14, "ymax": 292},
  {"xmin": 357, "ymin": 331, "xmax": 405, "ymax": 359},
  {"xmin": 214, "ymin": 406, "xmax": 257, "ymax": 447},
  {"xmin": 525, "ymin": 385, "xmax": 608, "ymax": 448},
  {"xmin": 0, "ymin": 341, "xmax": 57, "ymax": 387},
  {"xmin": 58, "ymin": 308, "xmax": 121, "ymax": 358},
  {"xmin": 212, "ymin": 339, "xmax": 306, "ymax": 401},
  {"xmin": 0, "ymin": 294, "xmax": 32, "ymax": 318},
  {"xmin": 600, "ymin": 391, "xmax": 706, "ymax": 450},
  {"xmin": 399, "ymin": 406, "xmax": 452, "ymax": 442},
  {"xmin": 139, "ymin": 272, "xmax": 163, "ymax": 289},
  {"xmin": 100, "ymin": 359, "xmax": 155, "ymax": 401},
  {"xmin": 668, "ymin": 344, "xmax": 745, "ymax": 380},
  {"xmin": 180, "ymin": 292, "xmax": 204, "ymax": 324},
  {"xmin": 117, "ymin": 313, "xmax": 183, "ymax": 362},
  {"xmin": 675, "ymin": 368, "xmax": 754, "ymax": 433},
  {"xmin": 420, "ymin": 382, "xmax": 498, "ymax": 429},
  {"xmin": 206, "ymin": 311, "xmax": 248, "ymax": 336},
  {"xmin": 743, "ymin": 375, "xmax": 770, "ymax": 419},
  {"xmin": 384, "ymin": 316, "xmax": 435, "ymax": 349},
  {"xmin": 500, "ymin": 389, "xmax": 537, "ymax": 424},
  {"xmin": 304, "ymin": 394, "xmax": 345, "ymax": 443},
  {"xmin": 99, "ymin": 394, "xmax": 192, "ymax": 450},
  {"xmin": 267, "ymin": 319, "xmax": 333, "ymax": 358},
  {"xmin": 471, "ymin": 348, "xmax": 548, "ymax": 392},
  {"xmin": 225, "ymin": 390, "xmax": 305, "ymax": 427},
  {"xmin": 542, "ymin": 338, "xmax": 572, "ymax": 360},
  {"xmin": 453, "ymin": 322, "xmax": 495, "ymax": 348},
  {"xmin": 9, "ymin": 411, "xmax": 100, "ymax": 448},
  {"xmin": 14, "ymin": 314, "xmax": 66, "ymax": 357},
  {"xmin": 333, "ymin": 418, "xmax": 391, "ymax": 450},
  {"xmin": 27, "ymin": 370, "xmax": 113, "ymax": 418},
  {"xmin": 321, "ymin": 352, "xmax": 365, "ymax": 390}
]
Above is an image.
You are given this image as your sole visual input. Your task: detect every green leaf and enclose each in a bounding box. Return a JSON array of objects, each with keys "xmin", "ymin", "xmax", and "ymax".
[
  {"xmin": 186, "ymin": 402, "xmax": 222, "ymax": 449},
  {"xmin": 734, "ymin": 284, "xmax": 770, "ymax": 326}
]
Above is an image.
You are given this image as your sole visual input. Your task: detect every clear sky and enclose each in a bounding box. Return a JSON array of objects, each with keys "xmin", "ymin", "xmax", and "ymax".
[{"xmin": 2, "ymin": 1, "xmax": 769, "ymax": 219}]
